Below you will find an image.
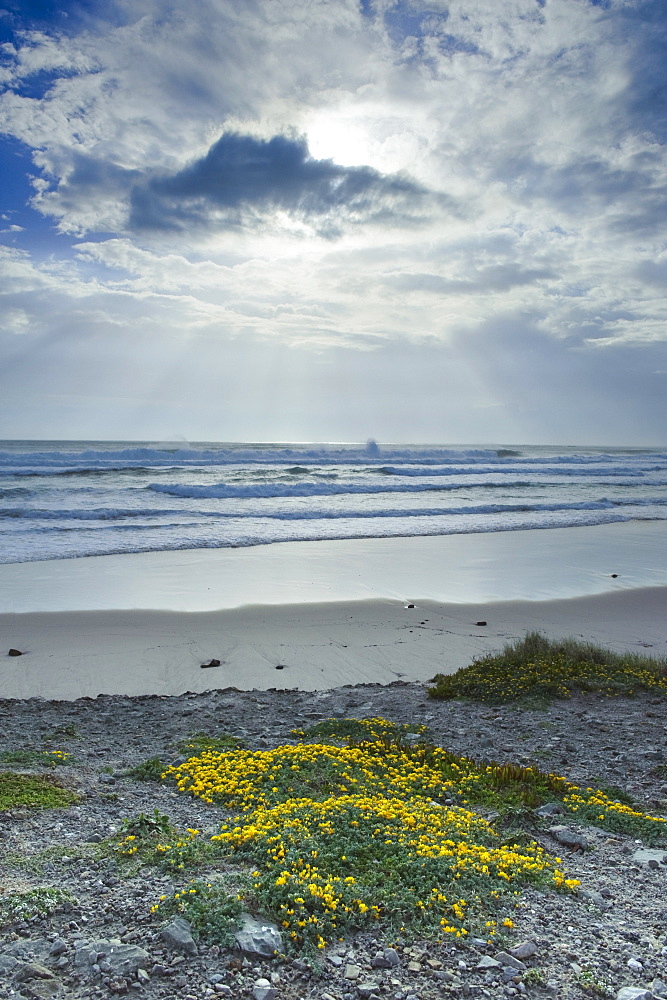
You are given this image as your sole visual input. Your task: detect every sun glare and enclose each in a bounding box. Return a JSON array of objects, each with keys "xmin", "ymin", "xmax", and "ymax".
[{"xmin": 306, "ymin": 116, "xmax": 378, "ymax": 168}]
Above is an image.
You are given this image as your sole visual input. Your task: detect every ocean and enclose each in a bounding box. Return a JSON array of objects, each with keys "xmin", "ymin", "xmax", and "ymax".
[{"xmin": 1, "ymin": 440, "xmax": 666, "ymax": 565}]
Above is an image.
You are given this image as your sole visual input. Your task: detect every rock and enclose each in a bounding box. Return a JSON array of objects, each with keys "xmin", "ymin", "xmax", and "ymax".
[
  {"xmin": 535, "ymin": 802, "xmax": 565, "ymax": 817},
  {"xmin": 651, "ymin": 980, "xmax": 667, "ymax": 999},
  {"xmin": 8, "ymin": 648, "xmax": 23, "ymax": 656},
  {"xmin": 628, "ymin": 958, "xmax": 644, "ymax": 971},
  {"xmin": 476, "ymin": 956, "xmax": 501, "ymax": 969},
  {"xmin": 234, "ymin": 914, "xmax": 283, "ymax": 958},
  {"xmin": 201, "ymin": 659, "xmax": 221, "ymax": 668},
  {"xmin": 252, "ymin": 979, "xmax": 277, "ymax": 1000},
  {"xmin": 161, "ymin": 917, "xmax": 198, "ymax": 956},
  {"xmin": 616, "ymin": 990, "xmax": 655, "ymax": 1000},
  {"xmin": 548, "ymin": 825, "xmax": 589, "ymax": 850},
  {"xmin": 0, "ymin": 954, "xmax": 18, "ymax": 973},
  {"xmin": 73, "ymin": 940, "xmax": 149, "ymax": 978},
  {"xmin": 509, "ymin": 940, "xmax": 538, "ymax": 960},
  {"xmin": 327, "ymin": 954, "xmax": 344, "ymax": 967},
  {"xmin": 476, "ymin": 621, "xmax": 487, "ymax": 627},
  {"xmin": 14, "ymin": 963, "xmax": 56, "ymax": 982},
  {"xmin": 632, "ymin": 848, "xmax": 666, "ymax": 866},
  {"xmin": 371, "ymin": 948, "xmax": 401, "ymax": 969},
  {"xmin": 345, "ymin": 964, "xmax": 361, "ymax": 980},
  {"xmin": 493, "ymin": 951, "xmax": 526, "ymax": 971},
  {"xmin": 48, "ymin": 940, "xmax": 67, "ymax": 958},
  {"xmin": 357, "ymin": 984, "xmax": 381, "ymax": 999}
]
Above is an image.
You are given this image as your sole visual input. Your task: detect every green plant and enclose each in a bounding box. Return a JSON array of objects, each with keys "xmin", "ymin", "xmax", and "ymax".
[
  {"xmin": 0, "ymin": 749, "xmax": 71, "ymax": 768},
  {"xmin": 121, "ymin": 809, "xmax": 174, "ymax": 838},
  {"xmin": 151, "ymin": 880, "xmax": 243, "ymax": 945},
  {"xmin": 0, "ymin": 887, "xmax": 74, "ymax": 926},
  {"xmin": 112, "ymin": 811, "xmax": 215, "ymax": 872},
  {"xmin": 177, "ymin": 732, "xmax": 244, "ymax": 755},
  {"xmin": 577, "ymin": 967, "xmax": 613, "ymax": 996},
  {"xmin": 44, "ymin": 723, "xmax": 78, "ymax": 740},
  {"xmin": 295, "ymin": 717, "xmax": 429, "ymax": 748},
  {"xmin": 429, "ymin": 632, "xmax": 667, "ymax": 705},
  {"xmin": 0, "ymin": 772, "xmax": 77, "ymax": 810},
  {"xmin": 523, "ymin": 968, "xmax": 546, "ymax": 986},
  {"xmin": 126, "ymin": 756, "xmax": 167, "ymax": 782}
]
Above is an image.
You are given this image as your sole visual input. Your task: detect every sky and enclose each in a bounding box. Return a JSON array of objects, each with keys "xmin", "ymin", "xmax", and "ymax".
[{"xmin": 0, "ymin": 0, "xmax": 666, "ymax": 446}]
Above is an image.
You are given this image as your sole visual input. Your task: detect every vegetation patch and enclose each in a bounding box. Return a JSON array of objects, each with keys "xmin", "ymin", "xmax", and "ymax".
[
  {"xmin": 112, "ymin": 809, "xmax": 216, "ymax": 872},
  {"xmin": 177, "ymin": 732, "xmax": 244, "ymax": 755},
  {"xmin": 150, "ymin": 880, "xmax": 243, "ymax": 945},
  {"xmin": 0, "ymin": 749, "xmax": 71, "ymax": 768},
  {"xmin": 126, "ymin": 756, "xmax": 168, "ymax": 782},
  {"xmin": 428, "ymin": 632, "xmax": 667, "ymax": 705},
  {"xmin": 0, "ymin": 772, "xmax": 78, "ymax": 810},
  {"xmin": 0, "ymin": 886, "xmax": 74, "ymax": 926},
  {"xmin": 163, "ymin": 720, "xmax": 586, "ymax": 951}
]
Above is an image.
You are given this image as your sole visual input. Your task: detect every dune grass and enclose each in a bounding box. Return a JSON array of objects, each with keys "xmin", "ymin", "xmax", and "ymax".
[{"xmin": 428, "ymin": 631, "xmax": 667, "ymax": 705}]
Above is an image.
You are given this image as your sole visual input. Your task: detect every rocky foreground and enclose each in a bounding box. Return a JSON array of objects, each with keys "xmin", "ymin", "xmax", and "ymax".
[{"xmin": 0, "ymin": 682, "xmax": 666, "ymax": 1000}]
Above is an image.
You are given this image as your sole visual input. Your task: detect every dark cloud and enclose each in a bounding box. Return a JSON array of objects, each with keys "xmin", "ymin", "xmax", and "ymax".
[{"xmin": 129, "ymin": 132, "xmax": 436, "ymax": 235}]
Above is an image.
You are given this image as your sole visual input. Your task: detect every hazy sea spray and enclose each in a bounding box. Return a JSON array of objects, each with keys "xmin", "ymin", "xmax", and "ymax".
[{"xmin": 0, "ymin": 440, "xmax": 666, "ymax": 564}]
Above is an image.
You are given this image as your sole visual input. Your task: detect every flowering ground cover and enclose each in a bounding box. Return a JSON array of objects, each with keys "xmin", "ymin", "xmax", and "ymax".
[
  {"xmin": 428, "ymin": 631, "xmax": 667, "ymax": 704},
  {"xmin": 129, "ymin": 717, "xmax": 667, "ymax": 952}
]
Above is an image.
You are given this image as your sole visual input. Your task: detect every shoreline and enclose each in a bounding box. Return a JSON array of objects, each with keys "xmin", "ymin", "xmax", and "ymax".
[
  {"xmin": 2, "ymin": 586, "xmax": 666, "ymax": 701},
  {"xmin": 1, "ymin": 520, "xmax": 667, "ymax": 614}
]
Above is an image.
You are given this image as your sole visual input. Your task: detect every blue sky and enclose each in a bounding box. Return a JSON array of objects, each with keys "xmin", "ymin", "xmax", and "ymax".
[{"xmin": 0, "ymin": 0, "xmax": 666, "ymax": 444}]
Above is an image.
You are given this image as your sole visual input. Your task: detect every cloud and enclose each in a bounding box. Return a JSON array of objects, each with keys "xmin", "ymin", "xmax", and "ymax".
[{"xmin": 128, "ymin": 131, "xmax": 436, "ymax": 236}]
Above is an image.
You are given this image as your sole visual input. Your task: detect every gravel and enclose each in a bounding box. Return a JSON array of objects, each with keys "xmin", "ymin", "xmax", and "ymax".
[{"xmin": 0, "ymin": 682, "xmax": 665, "ymax": 1000}]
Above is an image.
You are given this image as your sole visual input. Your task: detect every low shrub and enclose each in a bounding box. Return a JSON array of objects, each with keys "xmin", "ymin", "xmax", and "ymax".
[
  {"xmin": 429, "ymin": 632, "xmax": 667, "ymax": 704},
  {"xmin": 0, "ymin": 772, "xmax": 77, "ymax": 810}
]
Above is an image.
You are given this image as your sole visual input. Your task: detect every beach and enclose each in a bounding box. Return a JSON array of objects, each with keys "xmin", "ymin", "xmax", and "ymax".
[{"xmin": 1, "ymin": 522, "xmax": 666, "ymax": 701}]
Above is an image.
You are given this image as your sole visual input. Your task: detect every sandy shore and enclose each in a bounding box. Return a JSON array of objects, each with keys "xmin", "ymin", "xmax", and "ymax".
[
  {"xmin": 1, "ymin": 586, "xmax": 666, "ymax": 701},
  {"xmin": 1, "ymin": 522, "xmax": 666, "ymax": 700}
]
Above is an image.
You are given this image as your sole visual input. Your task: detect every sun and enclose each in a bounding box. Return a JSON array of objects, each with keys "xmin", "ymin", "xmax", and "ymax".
[{"xmin": 305, "ymin": 113, "xmax": 378, "ymax": 168}]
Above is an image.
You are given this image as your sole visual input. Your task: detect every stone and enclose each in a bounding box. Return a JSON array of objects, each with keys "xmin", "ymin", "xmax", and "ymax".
[
  {"xmin": 509, "ymin": 940, "xmax": 538, "ymax": 960},
  {"xmin": 14, "ymin": 963, "xmax": 56, "ymax": 982},
  {"xmin": 201, "ymin": 659, "xmax": 221, "ymax": 668},
  {"xmin": 407, "ymin": 960, "xmax": 422, "ymax": 972},
  {"xmin": 0, "ymin": 954, "xmax": 18, "ymax": 973},
  {"xmin": 161, "ymin": 917, "xmax": 198, "ymax": 956},
  {"xmin": 49, "ymin": 940, "xmax": 67, "ymax": 957},
  {"xmin": 252, "ymin": 979, "xmax": 277, "ymax": 1000},
  {"xmin": 632, "ymin": 849, "xmax": 666, "ymax": 866},
  {"xmin": 327, "ymin": 954, "xmax": 344, "ymax": 967},
  {"xmin": 548, "ymin": 825, "xmax": 589, "ymax": 850},
  {"xmin": 616, "ymin": 990, "xmax": 654, "ymax": 1000},
  {"xmin": 493, "ymin": 952, "xmax": 526, "ymax": 971},
  {"xmin": 535, "ymin": 802, "xmax": 565, "ymax": 817},
  {"xmin": 8, "ymin": 648, "xmax": 23, "ymax": 656},
  {"xmin": 476, "ymin": 956, "xmax": 501, "ymax": 969},
  {"xmin": 73, "ymin": 940, "xmax": 149, "ymax": 978},
  {"xmin": 651, "ymin": 981, "xmax": 667, "ymax": 999},
  {"xmin": 627, "ymin": 958, "xmax": 644, "ymax": 971},
  {"xmin": 357, "ymin": 984, "xmax": 381, "ymax": 999},
  {"xmin": 344, "ymin": 964, "xmax": 361, "ymax": 980},
  {"xmin": 476, "ymin": 621, "xmax": 487, "ymax": 627},
  {"xmin": 234, "ymin": 914, "xmax": 283, "ymax": 958}
]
